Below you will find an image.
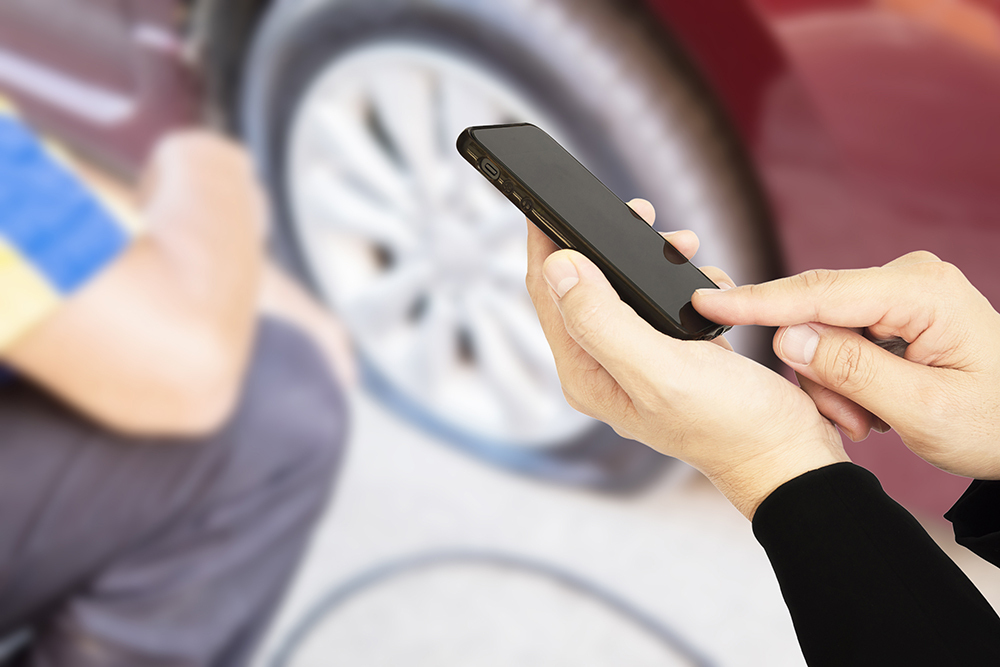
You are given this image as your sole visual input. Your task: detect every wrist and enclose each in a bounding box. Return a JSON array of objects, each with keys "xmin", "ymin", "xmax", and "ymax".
[{"xmin": 706, "ymin": 442, "xmax": 851, "ymax": 521}]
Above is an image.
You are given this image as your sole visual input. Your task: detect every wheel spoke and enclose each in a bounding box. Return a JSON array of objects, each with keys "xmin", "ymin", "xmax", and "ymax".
[
  {"xmin": 478, "ymin": 206, "xmax": 522, "ymax": 243},
  {"xmin": 368, "ymin": 67, "xmax": 443, "ymax": 194},
  {"xmin": 484, "ymin": 232, "xmax": 530, "ymax": 288},
  {"xmin": 310, "ymin": 100, "xmax": 413, "ymax": 211},
  {"xmin": 410, "ymin": 293, "xmax": 459, "ymax": 392},
  {"xmin": 299, "ymin": 169, "xmax": 418, "ymax": 252},
  {"xmin": 439, "ymin": 74, "xmax": 506, "ymax": 152},
  {"xmin": 341, "ymin": 259, "xmax": 433, "ymax": 333},
  {"xmin": 462, "ymin": 293, "xmax": 551, "ymax": 429},
  {"xmin": 481, "ymin": 285, "xmax": 559, "ymax": 383}
]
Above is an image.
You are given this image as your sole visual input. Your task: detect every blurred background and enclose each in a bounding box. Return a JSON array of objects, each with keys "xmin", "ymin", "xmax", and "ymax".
[{"xmin": 2, "ymin": 0, "xmax": 999, "ymax": 664}]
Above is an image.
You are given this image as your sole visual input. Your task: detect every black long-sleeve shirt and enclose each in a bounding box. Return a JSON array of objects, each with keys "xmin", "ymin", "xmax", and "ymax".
[{"xmin": 753, "ymin": 463, "xmax": 1000, "ymax": 666}]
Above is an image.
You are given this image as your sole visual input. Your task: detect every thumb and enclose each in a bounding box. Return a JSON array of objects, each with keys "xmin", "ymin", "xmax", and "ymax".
[
  {"xmin": 777, "ymin": 322, "xmax": 932, "ymax": 431},
  {"xmin": 543, "ymin": 250, "xmax": 670, "ymax": 384}
]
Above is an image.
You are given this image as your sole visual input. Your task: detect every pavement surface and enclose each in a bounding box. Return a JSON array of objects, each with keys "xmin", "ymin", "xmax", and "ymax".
[{"xmin": 253, "ymin": 390, "xmax": 1000, "ymax": 667}]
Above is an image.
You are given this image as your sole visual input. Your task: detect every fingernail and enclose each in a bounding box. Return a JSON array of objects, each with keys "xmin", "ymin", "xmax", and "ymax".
[
  {"xmin": 781, "ymin": 324, "xmax": 820, "ymax": 365},
  {"xmin": 695, "ymin": 284, "xmax": 733, "ymax": 296},
  {"xmin": 544, "ymin": 255, "xmax": 579, "ymax": 299}
]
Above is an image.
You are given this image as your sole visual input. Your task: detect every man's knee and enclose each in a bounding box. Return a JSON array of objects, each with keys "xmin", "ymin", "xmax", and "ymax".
[{"xmin": 215, "ymin": 317, "xmax": 350, "ymax": 516}]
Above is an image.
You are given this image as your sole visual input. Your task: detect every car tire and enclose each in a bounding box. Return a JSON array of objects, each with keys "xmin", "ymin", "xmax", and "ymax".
[{"xmin": 240, "ymin": 0, "xmax": 777, "ymax": 492}]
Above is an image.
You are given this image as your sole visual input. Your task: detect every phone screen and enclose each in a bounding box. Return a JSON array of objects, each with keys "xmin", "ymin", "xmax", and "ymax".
[{"xmin": 471, "ymin": 124, "xmax": 720, "ymax": 332}]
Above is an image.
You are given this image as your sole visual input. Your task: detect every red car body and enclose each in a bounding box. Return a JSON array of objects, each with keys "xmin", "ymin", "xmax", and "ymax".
[
  {"xmin": 2, "ymin": 0, "xmax": 998, "ymax": 516},
  {"xmin": 648, "ymin": 0, "xmax": 1000, "ymax": 515}
]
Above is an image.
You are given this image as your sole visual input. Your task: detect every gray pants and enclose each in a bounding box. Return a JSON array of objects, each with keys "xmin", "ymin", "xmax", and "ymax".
[{"xmin": 0, "ymin": 318, "xmax": 348, "ymax": 667}]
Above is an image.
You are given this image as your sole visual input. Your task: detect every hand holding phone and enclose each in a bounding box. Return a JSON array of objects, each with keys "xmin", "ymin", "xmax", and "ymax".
[
  {"xmin": 457, "ymin": 123, "xmax": 730, "ymax": 340},
  {"xmin": 523, "ymin": 198, "xmax": 848, "ymax": 520}
]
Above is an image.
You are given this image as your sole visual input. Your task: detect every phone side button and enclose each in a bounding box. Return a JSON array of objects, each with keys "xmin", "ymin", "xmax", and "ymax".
[{"xmin": 480, "ymin": 158, "xmax": 501, "ymax": 180}]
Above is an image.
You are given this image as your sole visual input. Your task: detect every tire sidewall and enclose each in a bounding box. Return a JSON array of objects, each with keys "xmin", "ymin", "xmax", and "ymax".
[{"xmin": 242, "ymin": 0, "xmax": 644, "ymax": 273}]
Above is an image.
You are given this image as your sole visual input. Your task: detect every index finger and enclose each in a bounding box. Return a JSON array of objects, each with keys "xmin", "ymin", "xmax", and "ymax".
[{"xmin": 692, "ymin": 262, "xmax": 944, "ymax": 343}]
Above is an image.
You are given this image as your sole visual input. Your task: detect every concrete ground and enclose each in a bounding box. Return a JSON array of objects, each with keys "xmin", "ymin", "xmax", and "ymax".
[{"xmin": 253, "ymin": 390, "xmax": 1000, "ymax": 667}]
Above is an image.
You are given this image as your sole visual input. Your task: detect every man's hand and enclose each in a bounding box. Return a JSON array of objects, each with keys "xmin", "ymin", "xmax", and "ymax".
[
  {"xmin": 527, "ymin": 200, "xmax": 849, "ymax": 519},
  {"xmin": 694, "ymin": 252, "xmax": 1000, "ymax": 479},
  {"xmin": 4, "ymin": 132, "xmax": 266, "ymax": 437}
]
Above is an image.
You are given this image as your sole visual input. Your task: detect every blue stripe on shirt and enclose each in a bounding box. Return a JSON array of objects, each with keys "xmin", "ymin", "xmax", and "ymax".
[{"xmin": 0, "ymin": 116, "xmax": 128, "ymax": 294}]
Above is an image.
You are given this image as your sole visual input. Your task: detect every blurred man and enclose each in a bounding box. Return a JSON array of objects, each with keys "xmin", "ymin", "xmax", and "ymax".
[{"xmin": 0, "ymin": 98, "xmax": 352, "ymax": 666}]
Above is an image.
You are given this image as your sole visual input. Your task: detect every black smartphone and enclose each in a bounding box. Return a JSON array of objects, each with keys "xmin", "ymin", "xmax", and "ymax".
[{"xmin": 457, "ymin": 123, "xmax": 731, "ymax": 340}]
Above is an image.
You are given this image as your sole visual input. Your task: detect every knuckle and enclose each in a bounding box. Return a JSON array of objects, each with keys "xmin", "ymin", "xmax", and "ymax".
[
  {"xmin": 525, "ymin": 268, "xmax": 552, "ymax": 307},
  {"xmin": 918, "ymin": 260, "xmax": 970, "ymax": 297},
  {"xmin": 935, "ymin": 261, "xmax": 966, "ymax": 284},
  {"xmin": 576, "ymin": 370, "xmax": 611, "ymax": 410},
  {"xmin": 525, "ymin": 272, "xmax": 542, "ymax": 301},
  {"xmin": 825, "ymin": 336, "xmax": 877, "ymax": 394},
  {"xmin": 745, "ymin": 282, "xmax": 764, "ymax": 300},
  {"xmin": 562, "ymin": 371, "xmax": 610, "ymax": 419},
  {"xmin": 611, "ymin": 423, "xmax": 636, "ymax": 441},
  {"xmin": 903, "ymin": 250, "xmax": 941, "ymax": 264},
  {"xmin": 561, "ymin": 388, "xmax": 591, "ymax": 417},
  {"xmin": 798, "ymin": 268, "xmax": 839, "ymax": 293},
  {"xmin": 566, "ymin": 300, "xmax": 611, "ymax": 347}
]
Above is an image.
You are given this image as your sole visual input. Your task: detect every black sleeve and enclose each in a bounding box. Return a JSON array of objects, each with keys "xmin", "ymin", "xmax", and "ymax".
[
  {"xmin": 752, "ymin": 462, "xmax": 1000, "ymax": 667},
  {"xmin": 945, "ymin": 479, "xmax": 1000, "ymax": 568}
]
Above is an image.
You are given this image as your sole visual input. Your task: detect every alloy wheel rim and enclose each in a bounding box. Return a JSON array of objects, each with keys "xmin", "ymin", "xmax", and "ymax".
[{"xmin": 287, "ymin": 42, "xmax": 595, "ymax": 447}]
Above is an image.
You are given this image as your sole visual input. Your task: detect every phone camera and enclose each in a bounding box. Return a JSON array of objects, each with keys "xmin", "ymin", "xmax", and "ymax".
[
  {"xmin": 480, "ymin": 158, "xmax": 500, "ymax": 181},
  {"xmin": 501, "ymin": 180, "xmax": 514, "ymax": 195},
  {"xmin": 520, "ymin": 197, "xmax": 533, "ymax": 213}
]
